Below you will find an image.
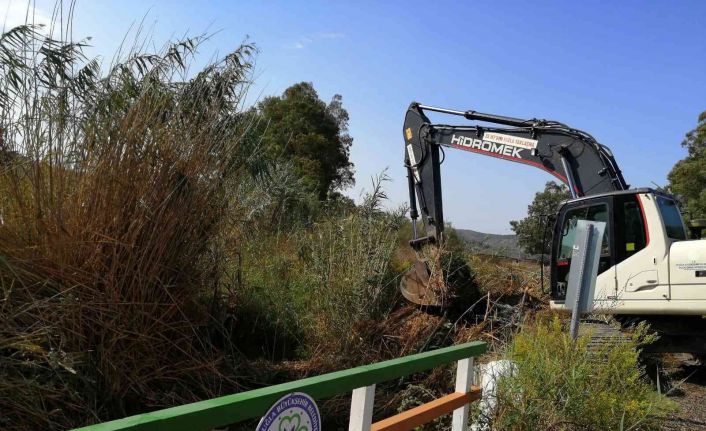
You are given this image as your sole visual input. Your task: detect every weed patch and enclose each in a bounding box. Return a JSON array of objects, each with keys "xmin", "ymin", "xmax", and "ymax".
[{"xmin": 491, "ymin": 318, "xmax": 673, "ymax": 430}]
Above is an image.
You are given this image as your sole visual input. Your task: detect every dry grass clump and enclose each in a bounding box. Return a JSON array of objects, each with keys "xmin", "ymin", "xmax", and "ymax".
[
  {"xmin": 354, "ymin": 306, "xmax": 447, "ymax": 361},
  {"xmin": 0, "ymin": 25, "xmax": 258, "ymax": 429},
  {"xmin": 467, "ymin": 253, "xmax": 547, "ymax": 304},
  {"xmin": 304, "ymin": 177, "xmax": 406, "ymax": 354}
]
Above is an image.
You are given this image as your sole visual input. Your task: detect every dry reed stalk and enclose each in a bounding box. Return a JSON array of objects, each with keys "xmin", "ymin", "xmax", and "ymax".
[{"xmin": 1, "ymin": 24, "xmax": 260, "ymax": 430}]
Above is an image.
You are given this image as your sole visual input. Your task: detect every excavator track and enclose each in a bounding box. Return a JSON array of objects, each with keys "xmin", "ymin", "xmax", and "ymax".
[
  {"xmin": 580, "ymin": 317, "xmax": 706, "ymax": 354},
  {"xmin": 580, "ymin": 320, "xmax": 629, "ymax": 352}
]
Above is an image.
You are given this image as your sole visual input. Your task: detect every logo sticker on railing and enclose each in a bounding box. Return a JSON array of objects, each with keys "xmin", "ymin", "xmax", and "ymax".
[{"xmin": 256, "ymin": 392, "xmax": 321, "ymax": 431}]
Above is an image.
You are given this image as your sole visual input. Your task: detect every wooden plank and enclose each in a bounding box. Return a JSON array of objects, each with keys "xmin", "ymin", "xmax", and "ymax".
[
  {"xmin": 451, "ymin": 358, "xmax": 474, "ymax": 431},
  {"xmin": 349, "ymin": 385, "xmax": 376, "ymax": 431},
  {"xmin": 72, "ymin": 341, "xmax": 486, "ymax": 431},
  {"xmin": 371, "ymin": 388, "xmax": 482, "ymax": 431}
]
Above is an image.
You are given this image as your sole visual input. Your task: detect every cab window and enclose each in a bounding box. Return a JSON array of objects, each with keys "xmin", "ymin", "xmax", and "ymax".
[
  {"xmin": 553, "ymin": 201, "xmax": 612, "ymax": 300},
  {"xmin": 559, "ymin": 204, "xmax": 610, "ymax": 260},
  {"xmin": 615, "ymin": 195, "xmax": 648, "ymax": 263},
  {"xmin": 657, "ymin": 196, "xmax": 686, "ymax": 240}
]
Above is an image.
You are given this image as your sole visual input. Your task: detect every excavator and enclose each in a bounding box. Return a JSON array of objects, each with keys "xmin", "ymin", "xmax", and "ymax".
[{"xmin": 401, "ymin": 102, "xmax": 706, "ymax": 349}]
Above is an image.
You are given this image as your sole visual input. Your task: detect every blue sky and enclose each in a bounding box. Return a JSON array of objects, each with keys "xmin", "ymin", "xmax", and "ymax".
[{"xmin": 4, "ymin": 0, "xmax": 706, "ymax": 233}]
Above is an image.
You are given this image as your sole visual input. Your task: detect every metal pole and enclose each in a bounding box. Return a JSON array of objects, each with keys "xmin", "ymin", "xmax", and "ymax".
[
  {"xmin": 406, "ymin": 166, "xmax": 419, "ymax": 239},
  {"xmin": 539, "ymin": 214, "xmax": 550, "ymax": 294},
  {"xmin": 560, "ymin": 155, "xmax": 579, "ymax": 199},
  {"xmin": 569, "ymin": 224, "xmax": 593, "ymax": 341},
  {"xmin": 417, "ymin": 104, "xmax": 536, "ymax": 127},
  {"xmin": 417, "ymin": 104, "xmax": 467, "ymax": 117}
]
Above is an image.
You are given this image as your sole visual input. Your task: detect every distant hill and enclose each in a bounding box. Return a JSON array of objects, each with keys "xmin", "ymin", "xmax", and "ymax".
[{"xmin": 455, "ymin": 228, "xmax": 538, "ymax": 260}]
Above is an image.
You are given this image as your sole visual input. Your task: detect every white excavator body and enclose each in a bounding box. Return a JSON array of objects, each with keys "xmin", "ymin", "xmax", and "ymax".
[
  {"xmin": 550, "ymin": 190, "xmax": 706, "ymax": 315},
  {"xmin": 400, "ymin": 102, "xmax": 706, "ymax": 350}
]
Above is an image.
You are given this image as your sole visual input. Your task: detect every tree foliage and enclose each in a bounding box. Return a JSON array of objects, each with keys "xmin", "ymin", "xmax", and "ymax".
[
  {"xmin": 668, "ymin": 110, "xmax": 706, "ymax": 219},
  {"xmin": 510, "ymin": 181, "xmax": 570, "ymax": 256},
  {"xmin": 254, "ymin": 82, "xmax": 354, "ymax": 199}
]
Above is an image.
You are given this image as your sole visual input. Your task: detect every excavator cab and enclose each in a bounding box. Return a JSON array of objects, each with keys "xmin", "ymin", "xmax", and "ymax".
[
  {"xmin": 550, "ymin": 189, "xmax": 706, "ymax": 318},
  {"xmin": 549, "ymin": 190, "xmax": 655, "ymax": 301}
]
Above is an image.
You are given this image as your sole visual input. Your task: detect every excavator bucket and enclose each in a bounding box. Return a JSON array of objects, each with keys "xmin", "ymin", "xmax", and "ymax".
[
  {"xmin": 401, "ymin": 103, "xmax": 449, "ymax": 307},
  {"xmin": 400, "ymin": 259, "xmax": 439, "ymax": 306},
  {"xmin": 399, "ymin": 245, "xmax": 449, "ymax": 307}
]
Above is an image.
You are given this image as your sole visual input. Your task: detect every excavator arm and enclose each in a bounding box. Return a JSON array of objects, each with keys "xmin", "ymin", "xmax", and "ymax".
[
  {"xmin": 401, "ymin": 102, "xmax": 629, "ymax": 305},
  {"xmin": 404, "ymin": 102, "xmax": 628, "ymax": 248}
]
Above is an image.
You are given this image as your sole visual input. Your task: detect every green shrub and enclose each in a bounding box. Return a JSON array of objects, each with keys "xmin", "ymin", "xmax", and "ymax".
[
  {"xmin": 302, "ymin": 175, "xmax": 405, "ymax": 356},
  {"xmin": 493, "ymin": 317, "xmax": 672, "ymax": 431},
  {"xmin": 233, "ymin": 173, "xmax": 406, "ymax": 361}
]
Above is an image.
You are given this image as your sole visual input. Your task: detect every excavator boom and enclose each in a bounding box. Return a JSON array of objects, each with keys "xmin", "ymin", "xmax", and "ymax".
[
  {"xmin": 404, "ymin": 102, "xmax": 628, "ymax": 248},
  {"xmin": 401, "ymin": 102, "xmax": 629, "ymax": 305}
]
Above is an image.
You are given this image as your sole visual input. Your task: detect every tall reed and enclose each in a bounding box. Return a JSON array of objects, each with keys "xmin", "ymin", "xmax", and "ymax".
[{"xmin": 0, "ymin": 25, "xmax": 259, "ymax": 429}]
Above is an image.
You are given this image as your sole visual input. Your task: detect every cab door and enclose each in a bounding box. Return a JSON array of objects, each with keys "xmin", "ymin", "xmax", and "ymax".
[
  {"xmin": 551, "ymin": 197, "xmax": 616, "ymax": 301},
  {"xmin": 613, "ymin": 193, "xmax": 656, "ymax": 296}
]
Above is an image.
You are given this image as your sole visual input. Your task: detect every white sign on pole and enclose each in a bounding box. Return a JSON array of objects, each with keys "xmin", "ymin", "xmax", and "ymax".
[
  {"xmin": 564, "ymin": 220, "xmax": 606, "ymax": 340},
  {"xmin": 564, "ymin": 220, "xmax": 606, "ymax": 313}
]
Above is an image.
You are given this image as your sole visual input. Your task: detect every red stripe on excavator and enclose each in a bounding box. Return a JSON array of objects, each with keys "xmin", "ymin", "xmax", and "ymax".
[
  {"xmin": 449, "ymin": 144, "xmax": 582, "ymax": 196},
  {"xmin": 637, "ymin": 194, "xmax": 650, "ymax": 246}
]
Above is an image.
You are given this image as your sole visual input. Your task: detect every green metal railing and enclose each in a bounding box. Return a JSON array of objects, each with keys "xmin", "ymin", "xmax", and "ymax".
[{"xmin": 72, "ymin": 341, "xmax": 486, "ymax": 431}]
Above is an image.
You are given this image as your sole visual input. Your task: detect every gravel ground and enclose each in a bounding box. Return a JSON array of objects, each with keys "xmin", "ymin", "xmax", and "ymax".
[{"xmin": 661, "ymin": 355, "xmax": 706, "ymax": 430}]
